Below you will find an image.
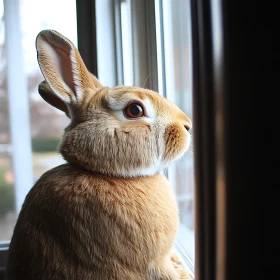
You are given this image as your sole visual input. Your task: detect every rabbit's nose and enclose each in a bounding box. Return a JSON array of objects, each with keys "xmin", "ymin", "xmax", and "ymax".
[{"xmin": 183, "ymin": 119, "xmax": 192, "ymax": 131}]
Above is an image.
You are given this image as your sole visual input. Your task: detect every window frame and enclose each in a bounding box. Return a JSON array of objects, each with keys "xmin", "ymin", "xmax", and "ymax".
[
  {"xmin": 0, "ymin": 242, "xmax": 8, "ymax": 279},
  {"xmin": 191, "ymin": 0, "xmax": 261, "ymax": 280},
  {"xmin": 155, "ymin": 0, "xmax": 195, "ymax": 272},
  {"xmin": 76, "ymin": 0, "xmax": 98, "ymax": 76}
]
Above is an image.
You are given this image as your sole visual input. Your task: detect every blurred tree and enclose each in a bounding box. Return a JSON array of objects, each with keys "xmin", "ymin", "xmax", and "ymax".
[{"xmin": 0, "ymin": 13, "xmax": 10, "ymax": 143}]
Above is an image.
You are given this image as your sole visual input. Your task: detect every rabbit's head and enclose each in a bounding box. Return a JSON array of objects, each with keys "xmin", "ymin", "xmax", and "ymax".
[{"xmin": 36, "ymin": 30, "xmax": 192, "ymax": 177}]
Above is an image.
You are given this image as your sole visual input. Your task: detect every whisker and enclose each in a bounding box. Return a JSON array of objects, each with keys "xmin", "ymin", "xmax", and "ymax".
[
  {"xmin": 142, "ymin": 74, "xmax": 150, "ymax": 88},
  {"xmin": 175, "ymin": 135, "xmax": 194, "ymax": 166}
]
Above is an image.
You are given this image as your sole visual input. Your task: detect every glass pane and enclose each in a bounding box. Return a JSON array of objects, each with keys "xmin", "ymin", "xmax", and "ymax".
[
  {"xmin": 159, "ymin": 0, "xmax": 195, "ymax": 269},
  {"xmin": 120, "ymin": 0, "xmax": 195, "ymax": 270},
  {"xmin": 0, "ymin": 0, "xmax": 77, "ymax": 242}
]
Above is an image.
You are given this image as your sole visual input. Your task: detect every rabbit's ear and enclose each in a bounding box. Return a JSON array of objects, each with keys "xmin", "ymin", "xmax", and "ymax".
[
  {"xmin": 36, "ymin": 29, "xmax": 98, "ymax": 104},
  {"xmin": 38, "ymin": 81, "xmax": 70, "ymax": 118},
  {"xmin": 89, "ymin": 73, "xmax": 103, "ymax": 88}
]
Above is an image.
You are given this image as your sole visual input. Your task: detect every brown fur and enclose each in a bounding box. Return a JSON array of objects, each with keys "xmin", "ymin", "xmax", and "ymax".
[{"xmin": 6, "ymin": 29, "xmax": 192, "ymax": 280}]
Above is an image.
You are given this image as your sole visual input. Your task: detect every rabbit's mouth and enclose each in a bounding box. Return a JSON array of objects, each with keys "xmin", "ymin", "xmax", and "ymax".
[{"xmin": 172, "ymin": 132, "xmax": 192, "ymax": 161}]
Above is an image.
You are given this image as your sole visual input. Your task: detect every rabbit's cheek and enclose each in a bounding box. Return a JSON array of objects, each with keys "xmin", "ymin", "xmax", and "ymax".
[{"xmin": 162, "ymin": 123, "xmax": 189, "ymax": 161}]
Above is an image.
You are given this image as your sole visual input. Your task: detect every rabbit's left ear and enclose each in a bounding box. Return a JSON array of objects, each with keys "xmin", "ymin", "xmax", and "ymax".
[
  {"xmin": 36, "ymin": 29, "xmax": 101, "ymax": 105},
  {"xmin": 38, "ymin": 80, "xmax": 71, "ymax": 118}
]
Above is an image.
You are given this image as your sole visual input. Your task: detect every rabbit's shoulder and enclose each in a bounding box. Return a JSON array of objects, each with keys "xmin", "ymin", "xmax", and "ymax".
[
  {"xmin": 24, "ymin": 164, "xmax": 175, "ymax": 210},
  {"xmin": 19, "ymin": 164, "xmax": 178, "ymax": 239}
]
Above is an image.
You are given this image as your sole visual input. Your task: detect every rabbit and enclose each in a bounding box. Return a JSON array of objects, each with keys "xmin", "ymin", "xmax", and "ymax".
[{"xmin": 6, "ymin": 29, "xmax": 192, "ymax": 280}]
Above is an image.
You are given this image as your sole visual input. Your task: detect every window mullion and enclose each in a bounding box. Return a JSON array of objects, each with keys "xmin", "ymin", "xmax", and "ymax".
[{"xmin": 4, "ymin": 0, "xmax": 33, "ymax": 214}]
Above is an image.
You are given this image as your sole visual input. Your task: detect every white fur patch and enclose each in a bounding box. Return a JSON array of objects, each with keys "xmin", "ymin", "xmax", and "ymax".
[
  {"xmin": 140, "ymin": 99, "xmax": 156, "ymax": 119},
  {"xmin": 120, "ymin": 157, "xmax": 163, "ymax": 177}
]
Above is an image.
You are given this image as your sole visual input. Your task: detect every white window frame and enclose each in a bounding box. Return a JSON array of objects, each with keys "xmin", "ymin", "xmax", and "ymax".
[
  {"xmin": 3, "ymin": 0, "xmax": 34, "ymax": 216},
  {"xmin": 154, "ymin": 0, "xmax": 195, "ymax": 276}
]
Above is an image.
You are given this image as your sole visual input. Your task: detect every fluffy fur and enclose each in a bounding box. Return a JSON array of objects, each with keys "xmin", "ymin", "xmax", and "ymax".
[{"xmin": 6, "ymin": 30, "xmax": 192, "ymax": 280}]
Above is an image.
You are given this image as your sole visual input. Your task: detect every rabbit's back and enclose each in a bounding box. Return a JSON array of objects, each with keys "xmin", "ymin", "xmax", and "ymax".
[{"xmin": 7, "ymin": 164, "xmax": 179, "ymax": 280}]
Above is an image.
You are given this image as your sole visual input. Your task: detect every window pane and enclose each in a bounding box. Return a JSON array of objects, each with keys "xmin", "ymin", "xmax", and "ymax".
[
  {"xmin": 0, "ymin": 0, "xmax": 77, "ymax": 242},
  {"xmin": 157, "ymin": 0, "xmax": 195, "ymax": 268},
  {"xmin": 119, "ymin": 0, "xmax": 195, "ymax": 270}
]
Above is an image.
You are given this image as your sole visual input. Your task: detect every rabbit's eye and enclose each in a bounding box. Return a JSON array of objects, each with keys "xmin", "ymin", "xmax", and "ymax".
[{"xmin": 124, "ymin": 103, "xmax": 144, "ymax": 119}]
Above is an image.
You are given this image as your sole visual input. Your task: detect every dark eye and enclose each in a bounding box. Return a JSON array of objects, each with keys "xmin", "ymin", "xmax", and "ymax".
[{"xmin": 124, "ymin": 103, "xmax": 144, "ymax": 119}]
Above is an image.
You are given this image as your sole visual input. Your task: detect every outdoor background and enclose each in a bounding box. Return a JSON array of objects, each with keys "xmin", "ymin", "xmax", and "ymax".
[{"xmin": 0, "ymin": 0, "xmax": 77, "ymax": 240}]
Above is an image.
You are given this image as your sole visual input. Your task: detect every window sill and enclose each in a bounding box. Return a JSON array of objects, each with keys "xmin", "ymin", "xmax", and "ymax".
[
  {"xmin": 173, "ymin": 242, "xmax": 195, "ymax": 280},
  {"xmin": 0, "ymin": 242, "xmax": 9, "ymax": 280},
  {"xmin": 174, "ymin": 225, "xmax": 195, "ymax": 279}
]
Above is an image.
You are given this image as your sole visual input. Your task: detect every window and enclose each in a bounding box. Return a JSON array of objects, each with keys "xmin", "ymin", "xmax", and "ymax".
[{"xmin": 155, "ymin": 0, "xmax": 195, "ymax": 272}]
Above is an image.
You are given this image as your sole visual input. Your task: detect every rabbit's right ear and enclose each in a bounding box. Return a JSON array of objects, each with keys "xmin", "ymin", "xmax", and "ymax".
[{"xmin": 36, "ymin": 29, "xmax": 101, "ymax": 107}]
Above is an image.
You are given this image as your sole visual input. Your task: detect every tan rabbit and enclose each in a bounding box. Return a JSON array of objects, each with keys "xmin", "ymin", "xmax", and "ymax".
[{"xmin": 6, "ymin": 30, "xmax": 192, "ymax": 280}]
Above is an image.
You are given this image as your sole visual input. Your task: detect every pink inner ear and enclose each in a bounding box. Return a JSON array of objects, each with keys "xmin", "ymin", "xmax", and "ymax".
[
  {"xmin": 53, "ymin": 47, "xmax": 76, "ymax": 94},
  {"xmin": 37, "ymin": 31, "xmax": 96, "ymax": 102}
]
